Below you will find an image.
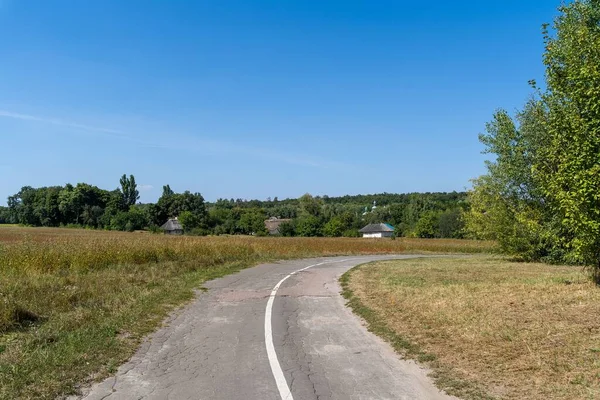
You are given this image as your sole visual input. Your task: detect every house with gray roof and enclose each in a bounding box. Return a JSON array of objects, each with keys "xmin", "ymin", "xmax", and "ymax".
[
  {"xmin": 161, "ymin": 218, "xmax": 184, "ymax": 235},
  {"xmin": 359, "ymin": 223, "xmax": 395, "ymax": 238}
]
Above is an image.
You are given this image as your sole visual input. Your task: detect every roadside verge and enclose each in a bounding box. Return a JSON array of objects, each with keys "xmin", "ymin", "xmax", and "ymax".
[
  {"xmin": 340, "ymin": 256, "xmax": 600, "ymax": 400},
  {"xmin": 340, "ymin": 259, "xmax": 495, "ymax": 400}
]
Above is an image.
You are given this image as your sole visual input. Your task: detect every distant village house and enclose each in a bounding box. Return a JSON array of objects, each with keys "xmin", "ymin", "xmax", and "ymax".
[
  {"xmin": 161, "ymin": 218, "xmax": 184, "ymax": 235},
  {"xmin": 264, "ymin": 217, "xmax": 291, "ymax": 235},
  {"xmin": 359, "ymin": 223, "xmax": 395, "ymax": 238}
]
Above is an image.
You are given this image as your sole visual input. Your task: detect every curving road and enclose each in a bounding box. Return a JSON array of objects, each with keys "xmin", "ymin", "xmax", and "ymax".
[{"xmin": 79, "ymin": 255, "xmax": 454, "ymax": 400}]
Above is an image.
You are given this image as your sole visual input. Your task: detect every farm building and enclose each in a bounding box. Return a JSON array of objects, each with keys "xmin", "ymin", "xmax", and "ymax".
[
  {"xmin": 359, "ymin": 223, "xmax": 395, "ymax": 238},
  {"xmin": 264, "ymin": 217, "xmax": 291, "ymax": 235},
  {"xmin": 161, "ymin": 218, "xmax": 184, "ymax": 235}
]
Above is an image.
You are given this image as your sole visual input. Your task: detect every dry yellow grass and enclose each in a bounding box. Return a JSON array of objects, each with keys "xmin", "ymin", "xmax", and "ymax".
[
  {"xmin": 346, "ymin": 256, "xmax": 600, "ymax": 400},
  {"xmin": 0, "ymin": 226, "xmax": 494, "ymax": 274}
]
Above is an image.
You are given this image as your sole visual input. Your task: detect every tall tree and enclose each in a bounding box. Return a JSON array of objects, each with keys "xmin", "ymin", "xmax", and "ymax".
[
  {"xmin": 467, "ymin": 0, "xmax": 600, "ymax": 273},
  {"xmin": 535, "ymin": 0, "xmax": 600, "ymax": 269},
  {"xmin": 465, "ymin": 103, "xmax": 552, "ymax": 260},
  {"xmin": 162, "ymin": 184, "xmax": 174, "ymax": 197},
  {"xmin": 298, "ymin": 193, "xmax": 323, "ymax": 217},
  {"xmin": 120, "ymin": 174, "xmax": 140, "ymax": 209},
  {"xmin": 150, "ymin": 188, "xmax": 207, "ymax": 227}
]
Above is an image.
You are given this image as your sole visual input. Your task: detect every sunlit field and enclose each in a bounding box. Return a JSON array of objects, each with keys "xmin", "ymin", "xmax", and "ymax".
[
  {"xmin": 0, "ymin": 226, "xmax": 494, "ymax": 274},
  {"xmin": 0, "ymin": 226, "xmax": 494, "ymax": 399},
  {"xmin": 343, "ymin": 257, "xmax": 600, "ymax": 400}
]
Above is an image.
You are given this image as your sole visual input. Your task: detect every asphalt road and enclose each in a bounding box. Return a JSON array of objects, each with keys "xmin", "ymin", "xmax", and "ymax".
[{"xmin": 79, "ymin": 255, "xmax": 454, "ymax": 400}]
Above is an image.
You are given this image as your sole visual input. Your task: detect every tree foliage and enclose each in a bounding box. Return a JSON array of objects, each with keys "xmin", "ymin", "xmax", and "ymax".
[
  {"xmin": 536, "ymin": 0, "xmax": 600, "ymax": 267},
  {"xmin": 466, "ymin": 0, "xmax": 600, "ymax": 278},
  {"xmin": 6, "ymin": 175, "xmax": 148, "ymax": 231},
  {"xmin": 322, "ymin": 217, "xmax": 345, "ymax": 237},
  {"xmin": 465, "ymin": 103, "xmax": 552, "ymax": 261},
  {"xmin": 5, "ymin": 183, "xmax": 468, "ymax": 239},
  {"xmin": 237, "ymin": 209, "xmax": 268, "ymax": 236},
  {"xmin": 295, "ymin": 215, "xmax": 322, "ymax": 237},
  {"xmin": 149, "ymin": 190, "xmax": 207, "ymax": 228},
  {"xmin": 0, "ymin": 206, "xmax": 15, "ymax": 224},
  {"xmin": 120, "ymin": 174, "xmax": 140, "ymax": 209}
]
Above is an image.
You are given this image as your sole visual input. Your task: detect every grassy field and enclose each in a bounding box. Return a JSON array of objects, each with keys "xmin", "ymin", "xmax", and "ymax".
[
  {"xmin": 0, "ymin": 226, "xmax": 494, "ymax": 399},
  {"xmin": 342, "ymin": 256, "xmax": 600, "ymax": 400}
]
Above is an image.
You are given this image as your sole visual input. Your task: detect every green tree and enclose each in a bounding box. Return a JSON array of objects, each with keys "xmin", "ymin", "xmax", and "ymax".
[
  {"xmin": 467, "ymin": 0, "xmax": 600, "ymax": 269},
  {"xmin": 414, "ymin": 211, "xmax": 440, "ymax": 238},
  {"xmin": 437, "ymin": 208, "xmax": 464, "ymax": 238},
  {"xmin": 150, "ymin": 188, "xmax": 207, "ymax": 227},
  {"xmin": 58, "ymin": 185, "xmax": 84, "ymax": 225},
  {"xmin": 120, "ymin": 174, "xmax": 140, "ymax": 209},
  {"xmin": 278, "ymin": 220, "xmax": 296, "ymax": 237},
  {"xmin": 534, "ymin": 0, "xmax": 600, "ymax": 270},
  {"xmin": 298, "ymin": 193, "xmax": 323, "ymax": 217},
  {"xmin": 296, "ymin": 215, "xmax": 322, "ymax": 237},
  {"xmin": 0, "ymin": 206, "xmax": 15, "ymax": 224},
  {"xmin": 322, "ymin": 217, "xmax": 344, "ymax": 237},
  {"xmin": 81, "ymin": 205, "xmax": 104, "ymax": 227},
  {"xmin": 162, "ymin": 184, "xmax": 174, "ymax": 197},
  {"xmin": 109, "ymin": 211, "xmax": 131, "ymax": 231},
  {"xmin": 179, "ymin": 211, "xmax": 202, "ymax": 232},
  {"xmin": 465, "ymin": 101, "xmax": 553, "ymax": 260},
  {"xmin": 238, "ymin": 209, "xmax": 267, "ymax": 235},
  {"xmin": 109, "ymin": 206, "xmax": 147, "ymax": 232}
]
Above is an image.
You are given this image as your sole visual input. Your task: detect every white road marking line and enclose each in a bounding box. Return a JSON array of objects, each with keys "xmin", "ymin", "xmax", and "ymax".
[{"xmin": 264, "ymin": 258, "xmax": 359, "ymax": 400}]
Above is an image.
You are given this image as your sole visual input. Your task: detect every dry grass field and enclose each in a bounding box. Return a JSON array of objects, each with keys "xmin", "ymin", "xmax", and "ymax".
[
  {"xmin": 343, "ymin": 257, "xmax": 600, "ymax": 400},
  {"xmin": 0, "ymin": 226, "xmax": 493, "ymax": 399}
]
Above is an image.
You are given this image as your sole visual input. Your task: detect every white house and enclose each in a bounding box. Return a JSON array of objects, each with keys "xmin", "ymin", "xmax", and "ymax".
[{"xmin": 359, "ymin": 223, "xmax": 395, "ymax": 238}]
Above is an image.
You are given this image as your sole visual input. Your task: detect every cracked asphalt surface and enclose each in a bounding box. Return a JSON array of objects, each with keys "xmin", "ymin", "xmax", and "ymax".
[{"xmin": 78, "ymin": 255, "xmax": 455, "ymax": 400}]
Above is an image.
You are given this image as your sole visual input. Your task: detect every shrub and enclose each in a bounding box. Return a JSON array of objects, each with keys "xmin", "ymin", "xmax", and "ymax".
[
  {"xmin": 278, "ymin": 221, "xmax": 296, "ymax": 237},
  {"xmin": 343, "ymin": 229, "xmax": 360, "ymax": 238},
  {"xmin": 295, "ymin": 215, "xmax": 322, "ymax": 237},
  {"xmin": 323, "ymin": 218, "xmax": 344, "ymax": 237}
]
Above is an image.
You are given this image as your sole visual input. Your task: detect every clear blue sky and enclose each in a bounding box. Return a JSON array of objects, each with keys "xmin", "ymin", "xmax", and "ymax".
[{"xmin": 0, "ymin": 0, "xmax": 557, "ymax": 204}]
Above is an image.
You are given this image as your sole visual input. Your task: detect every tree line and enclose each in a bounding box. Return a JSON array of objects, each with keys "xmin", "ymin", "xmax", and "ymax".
[
  {"xmin": 2, "ymin": 176, "xmax": 468, "ymax": 238},
  {"xmin": 207, "ymin": 192, "xmax": 467, "ymax": 238},
  {"xmin": 465, "ymin": 0, "xmax": 600, "ymax": 279}
]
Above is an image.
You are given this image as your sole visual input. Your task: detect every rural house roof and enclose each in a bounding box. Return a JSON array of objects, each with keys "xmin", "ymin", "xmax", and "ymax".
[
  {"xmin": 359, "ymin": 223, "xmax": 395, "ymax": 233},
  {"xmin": 264, "ymin": 217, "xmax": 291, "ymax": 234},
  {"xmin": 161, "ymin": 218, "xmax": 183, "ymax": 231}
]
